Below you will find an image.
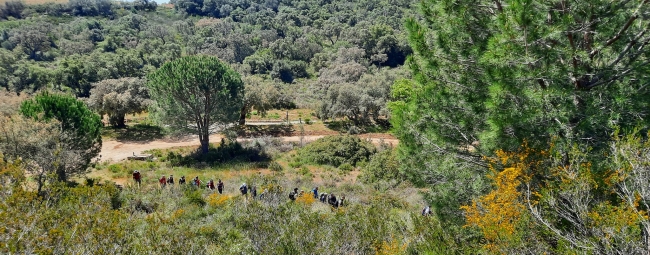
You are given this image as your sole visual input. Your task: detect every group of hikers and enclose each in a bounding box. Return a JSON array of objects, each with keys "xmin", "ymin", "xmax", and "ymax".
[
  {"xmin": 288, "ymin": 186, "xmax": 346, "ymax": 208},
  {"xmin": 133, "ymin": 170, "xmax": 432, "ymax": 214},
  {"xmin": 131, "ymin": 171, "xmax": 344, "ymax": 207},
  {"xmin": 133, "ymin": 171, "xmax": 225, "ymax": 194}
]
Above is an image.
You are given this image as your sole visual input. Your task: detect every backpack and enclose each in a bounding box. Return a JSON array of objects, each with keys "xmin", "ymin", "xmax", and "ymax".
[
  {"xmin": 289, "ymin": 192, "xmax": 296, "ymax": 200},
  {"xmin": 240, "ymin": 185, "xmax": 248, "ymax": 194}
]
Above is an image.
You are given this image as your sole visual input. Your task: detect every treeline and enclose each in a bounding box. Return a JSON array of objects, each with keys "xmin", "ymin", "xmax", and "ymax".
[{"xmin": 0, "ymin": 0, "xmax": 414, "ymax": 127}]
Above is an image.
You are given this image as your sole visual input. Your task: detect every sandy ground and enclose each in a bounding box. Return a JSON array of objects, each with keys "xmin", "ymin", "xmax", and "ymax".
[{"xmin": 99, "ymin": 134, "xmax": 399, "ymax": 162}]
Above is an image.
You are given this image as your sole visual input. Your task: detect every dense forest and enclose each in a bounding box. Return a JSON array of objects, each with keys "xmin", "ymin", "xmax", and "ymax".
[
  {"xmin": 0, "ymin": 0, "xmax": 412, "ymax": 126},
  {"xmin": 2, "ymin": 0, "xmax": 650, "ymax": 254}
]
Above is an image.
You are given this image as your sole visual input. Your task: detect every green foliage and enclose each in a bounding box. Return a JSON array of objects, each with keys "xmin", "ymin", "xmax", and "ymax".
[
  {"xmin": 298, "ymin": 166, "xmax": 312, "ymax": 177},
  {"xmin": 360, "ymin": 149, "xmax": 403, "ymax": 184},
  {"xmin": 184, "ymin": 189, "xmax": 206, "ymax": 207},
  {"xmin": 268, "ymin": 161, "xmax": 283, "ymax": 172},
  {"xmin": 68, "ymin": 0, "xmax": 112, "ymax": 17},
  {"xmin": 165, "ymin": 140, "xmax": 270, "ymax": 167},
  {"xmin": 391, "ymin": 0, "xmax": 650, "ymax": 227},
  {"xmin": 2, "ymin": 1, "xmax": 25, "ymax": 19},
  {"xmin": 20, "ymin": 92, "xmax": 102, "ymax": 181},
  {"xmin": 147, "ymin": 55, "xmax": 244, "ymax": 154},
  {"xmin": 296, "ymin": 135, "xmax": 376, "ymax": 167},
  {"xmin": 107, "ymin": 164, "xmax": 123, "ymax": 173},
  {"xmin": 239, "ymin": 76, "xmax": 280, "ymax": 125},
  {"xmin": 338, "ymin": 163, "xmax": 353, "ymax": 172},
  {"xmin": 396, "ymin": 0, "xmax": 650, "ymax": 156},
  {"xmin": 87, "ymin": 77, "xmax": 151, "ymax": 128}
]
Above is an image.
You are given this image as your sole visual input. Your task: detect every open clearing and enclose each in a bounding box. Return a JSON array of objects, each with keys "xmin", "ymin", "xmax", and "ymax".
[{"xmin": 100, "ymin": 133, "xmax": 398, "ymax": 162}]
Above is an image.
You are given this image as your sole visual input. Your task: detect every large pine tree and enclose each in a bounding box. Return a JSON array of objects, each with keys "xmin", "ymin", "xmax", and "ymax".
[{"xmin": 391, "ymin": 0, "xmax": 650, "ymax": 221}]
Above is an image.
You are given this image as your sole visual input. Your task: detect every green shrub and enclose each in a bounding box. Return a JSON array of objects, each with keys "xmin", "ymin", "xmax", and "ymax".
[
  {"xmin": 298, "ymin": 166, "xmax": 312, "ymax": 177},
  {"xmin": 360, "ymin": 149, "xmax": 403, "ymax": 184},
  {"xmin": 268, "ymin": 161, "xmax": 283, "ymax": 172},
  {"xmin": 288, "ymin": 160, "xmax": 303, "ymax": 168},
  {"xmin": 296, "ymin": 135, "xmax": 376, "ymax": 167},
  {"xmin": 184, "ymin": 189, "xmax": 206, "ymax": 207},
  {"xmin": 167, "ymin": 141, "xmax": 271, "ymax": 167},
  {"xmin": 339, "ymin": 163, "xmax": 354, "ymax": 172},
  {"xmin": 108, "ymin": 164, "xmax": 123, "ymax": 173}
]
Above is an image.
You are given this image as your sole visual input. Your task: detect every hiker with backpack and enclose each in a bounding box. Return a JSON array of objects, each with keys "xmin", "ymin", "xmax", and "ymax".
[
  {"xmin": 239, "ymin": 183, "xmax": 248, "ymax": 197},
  {"xmin": 193, "ymin": 176, "xmax": 201, "ymax": 188},
  {"xmin": 179, "ymin": 176, "xmax": 186, "ymax": 185},
  {"xmin": 422, "ymin": 206, "xmax": 432, "ymax": 216},
  {"xmin": 167, "ymin": 175, "xmax": 174, "ymax": 185},
  {"xmin": 320, "ymin": 193, "xmax": 328, "ymax": 203},
  {"xmin": 217, "ymin": 179, "xmax": 224, "ymax": 194},
  {"xmin": 312, "ymin": 187, "xmax": 319, "ymax": 199},
  {"xmin": 338, "ymin": 195, "xmax": 346, "ymax": 207},
  {"xmin": 328, "ymin": 193, "xmax": 338, "ymax": 208},
  {"xmin": 251, "ymin": 186, "xmax": 257, "ymax": 199},
  {"xmin": 132, "ymin": 171, "xmax": 141, "ymax": 187},
  {"xmin": 207, "ymin": 179, "xmax": 215, "ymax": 191},
  {"xmin": 159, "ymin": 175, "xmax": 167, "ymax": 188},
  {"xmin": 289, "ymin": 188, "xmax": 298, "ymax": 201}
]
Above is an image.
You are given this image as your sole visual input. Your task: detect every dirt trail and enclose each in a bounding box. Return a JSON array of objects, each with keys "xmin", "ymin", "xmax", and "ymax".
[{"xmin": 99, "ymin": 134, "xmax": 398, "ymax": 162}]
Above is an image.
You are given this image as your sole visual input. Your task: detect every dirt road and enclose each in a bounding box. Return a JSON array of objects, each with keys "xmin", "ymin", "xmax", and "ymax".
[{"xmin": 99, "ymin": 134, "xmax": 398, "ymax": 162}]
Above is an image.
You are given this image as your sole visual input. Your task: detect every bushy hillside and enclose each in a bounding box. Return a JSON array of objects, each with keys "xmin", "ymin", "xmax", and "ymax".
[
  {"xmin": 0, "ymin": 136, "xmax": 474, "ymax": 254},
  {"xmin": 0, "ymin": 0, "xmax": 413, "ymax": 126}
]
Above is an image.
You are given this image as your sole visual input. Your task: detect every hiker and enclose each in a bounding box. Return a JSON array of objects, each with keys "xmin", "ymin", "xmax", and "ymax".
[
  {"xmin": 312, "ymin": 187, "xmax": 319, "ymax": 199},
  {"xmin": 132, "ymin": 171, "xmax": 141, "ymax": 187},
  {"xmin": 193, "ymin": 176, "xmax": 201, "ymax": 188},
  {"xmin": 422, "ymin": 206, "xmax": 432, "ymax": 216},
  {"xmin": 239, "ymin": 183, "xmax": 248, "ymax": 198},
  {"xmin": 159, "ymin": 175, "xmax": 167, "ymax": 188},
  {"xmin": 217, "ymin": 179, "xmax": 224, "ymax": 194},
  {"xmin": 167, "ymin": 175, "xmax": 174, "ymax": 185},
  {"xmin": 338, "ymin": 195, "xmax": 346, "ymax": 207},
  {"xmin": 320, "ymin": 193, "xmax": 328, "ymax": 203},
  {"xmin": 251, "ymin": 186, "xmax": 257, "ymax": 199},
  {"xmin": 289, "ymin": 188, "xmax": 298, "ymax": 201},
  {"xmin": 298, "ymin": 190, "xmax": 305, "ymax": 198},
  {"xmin": 207, "ymin": 179, "xmax": 215, "ymax": 191},
  {"xmin": 179, "ymin": 176, "xmax": 186, "ymax": 185},
  {"xmin": 328, "ymin": 193, "xmax": 338, "ymax": 208}
]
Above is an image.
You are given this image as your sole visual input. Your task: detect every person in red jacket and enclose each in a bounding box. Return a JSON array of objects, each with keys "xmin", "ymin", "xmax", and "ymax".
[
  {"xmin": 132, "ymin": 171, "xmax": 142, "ymax": 187},
  {"xmin": 159, "ymin": 175, "xmax": 167, "ymax": 188},
  {"xmin": 207, "ymin": 179, "xmax": 215, "ymax": 191},
  {"xmin": 193, "ymin": 176, "xmax": 201, "ymax": 188}
]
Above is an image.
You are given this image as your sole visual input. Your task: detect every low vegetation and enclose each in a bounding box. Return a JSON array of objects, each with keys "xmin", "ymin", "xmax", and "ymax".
[
  {"xmin": 1, "ymin": 0, "xmax": 650, "ymax": 252},
  {"xmin": 294, "ymin": 135, "xmax": 376, "ymax": 168}
]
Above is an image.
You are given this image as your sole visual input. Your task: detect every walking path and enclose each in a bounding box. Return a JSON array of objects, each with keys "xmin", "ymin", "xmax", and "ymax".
[{"xmin": 99, "ymin": 133, "xmax": 398, "ymax": 162}]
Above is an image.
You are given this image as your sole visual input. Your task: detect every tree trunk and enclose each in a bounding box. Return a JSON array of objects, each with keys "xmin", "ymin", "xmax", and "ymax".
[
  {"xmin": 109, "ymin": 114, "xmax": 126, "ymax": 128},
  {"xmin": 238, "ymin": 105, "xmax": 247, "ymax": 125},
  {"xmin": 200, "ymin": 137, "xmax": 209, "ymax": 155}
]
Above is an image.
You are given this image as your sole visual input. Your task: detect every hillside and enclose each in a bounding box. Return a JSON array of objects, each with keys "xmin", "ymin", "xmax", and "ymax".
[{"xmin": 3, "ymin": 0, "xmax": 650, "ymax": 254}]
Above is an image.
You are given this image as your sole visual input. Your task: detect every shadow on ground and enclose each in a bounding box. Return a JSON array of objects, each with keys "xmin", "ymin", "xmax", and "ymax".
[
  {"xmin": 166, "ymin": 140, "xmax": 271, "ymax": 168},
  {"xmin": 232, "ymin": 124, "xmax": 295, "ymax": 137},
  {"xmin": 325, "ymin": 120, "xmax": 391, "ymax": 134},
  {"xmin": 102, "ymin": 124, "xmax": 166, "ymax": 143}
]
